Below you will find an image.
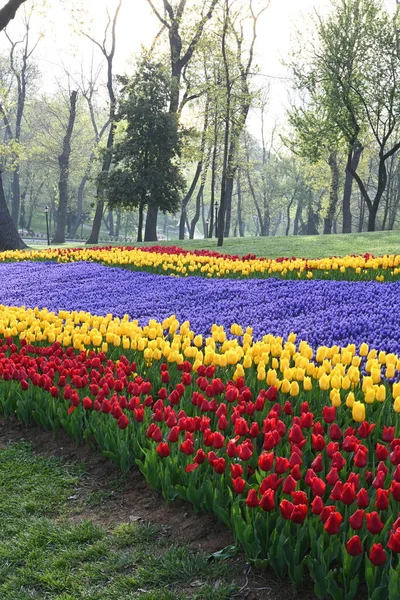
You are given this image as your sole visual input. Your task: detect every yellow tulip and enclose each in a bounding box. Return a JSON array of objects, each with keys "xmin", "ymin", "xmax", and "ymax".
[
  {"xmin": 394, "ymin": 397, "xmax": 400, "ymax": 413},
  {"xmin": 289, "ymin": 381, "xmax": 299, "ymax": 396},
  {"xmin": 319, "ymin": 373, "xmax": 330, "ymax": 391},
  {"xmin": 346, "ymin": 392, "xmax": 355, "ymax": 408},
  {"xmin": 364, "ymin": 388, "xmax": 375, "ymax": 404},
  {"xmin": 352, "ymin": 401, "xmax": 365, "ymax": 422},
  {"xmin": 267, "ymin": 369, "xmax": 277, "ymax": 386}
]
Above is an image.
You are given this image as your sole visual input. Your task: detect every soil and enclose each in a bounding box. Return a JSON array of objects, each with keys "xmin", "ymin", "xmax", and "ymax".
[{"xmin": 0, "ymin": 416, "xmax": 317, "ymax": 600}]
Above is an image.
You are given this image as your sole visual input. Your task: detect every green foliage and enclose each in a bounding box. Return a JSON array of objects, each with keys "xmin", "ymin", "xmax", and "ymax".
[{"xmin": 105, "ymin": 57, "xmax": 185, "ymax": 215}]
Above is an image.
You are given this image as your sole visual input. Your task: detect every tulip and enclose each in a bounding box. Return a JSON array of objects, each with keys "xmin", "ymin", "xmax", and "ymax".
[
  {"xmin": 259, "ymin": 489, "xmax": 275, "ymax": 511},
  {"xmin": 369, "ymin": 543, "xmax": 386, "ymax": 566},
  {"xmin": 324, "ymin": 511, "xmax": 343, "ymax": 534},
  {"xmin": 245, "ymin": 489, "xmax": 259, "ymax": 507},
  {"xmin": 346, "ymin": 535, "xmax": 363, "ymax": 556},
  {"xmin": 388, "ymin": 528, "xmax": 400, "ymax": 553},
  {"xmin": 349, "ymin": 509, "xmax": 364, "ymax": 530},
  {"xmin": 352, "ymin": 401, "xmax": 365, "ymax": 423},
  {"xmin": 366, "ymin": 512, "xmax": 384, "ymax": 534}
]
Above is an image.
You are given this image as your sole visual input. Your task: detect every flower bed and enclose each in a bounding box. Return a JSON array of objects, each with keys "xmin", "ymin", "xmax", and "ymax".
[
  {"xmin": 0, "ymin": 261, "xmax": 400, "ymax": 354},
  {"xmin": 1, "ymin": 244, "xmax": 400, "ymax": 281},
  {"xmin": 1, "ymin": 301, "xmax": 400, "ymax": 599}
]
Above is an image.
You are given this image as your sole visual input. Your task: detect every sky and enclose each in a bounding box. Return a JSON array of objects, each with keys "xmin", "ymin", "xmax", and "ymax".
[{"xmin": 0, "ymin": 0, "xmax": 364, "ymax": 138}]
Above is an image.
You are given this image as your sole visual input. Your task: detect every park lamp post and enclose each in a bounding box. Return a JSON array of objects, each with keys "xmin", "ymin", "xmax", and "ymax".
[
  {"xmin": 45, "ymin": 206, "xmax": 50, "ymax": 246},
  {"xmin": 205, "ymin": 218, "xmax": 209, "ymax": 239},
  {"xmin": 215, "ymin": 202, "xmax": 219, "ymax": 238}
]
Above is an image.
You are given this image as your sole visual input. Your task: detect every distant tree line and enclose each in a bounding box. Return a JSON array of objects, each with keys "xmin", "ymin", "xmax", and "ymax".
[{"xmin": 0, "ymin": 0, "xmax": 399, "ymax": 250}]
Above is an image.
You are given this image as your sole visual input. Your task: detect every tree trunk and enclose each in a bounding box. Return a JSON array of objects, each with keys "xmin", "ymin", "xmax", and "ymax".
[
  {"xmin": 115, "ymin": 209, "xmax": 121, "ymax": 238},
  {"xmin": 189, "ymin": 184, "xmax": 204, "ymax": 239},
  {"xmin": 52, "ymin": 90, "xmax": 78, "ymax": 244},
  {"xmin": 11, "ymin": 168, "xmax": 20, "ymax": 226},
  {"xmin": 237, "ymin": 172, "xmax": 245, "ymax": 237},
  {"xmin": 293, "ymin": 195, "xmax": 303, "ymax": 235},
  {"xmin": 179, "ymin": 163, "xmax": 202, "ymax": 239},
  {"xmin": 0, "ymin": 0, "xmax": 27, "ymax": 31},
  {"xmin": 324, "ymin": 152, "xmax": 339, "ymax": 234},
  {"xmin": 343, "ymin": 143, "xmax": 363, "ymax": 233},
  {"xmin": 0, "ymin": 168, "xmax": 26, "ymax": 250},
  {"xmin": 208, "ymin": 121, "xmax": 218, "ymax": 238},
  {"xmin": 144, "ymin": 204, "xmax": 158, "ymax": 241},
  {"xmin": 137, "ymin": 201, "xmax": 144, "ymax": 242}
]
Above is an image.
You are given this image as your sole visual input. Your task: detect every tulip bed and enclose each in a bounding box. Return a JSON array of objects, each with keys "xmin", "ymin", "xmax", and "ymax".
[
  {"xmin": 1, "ymin": 244, "xmax": 400, "ymax": 281},
  {"xmin": 1, "ymin": 248, "xmax": 400, "ymax": 600}
]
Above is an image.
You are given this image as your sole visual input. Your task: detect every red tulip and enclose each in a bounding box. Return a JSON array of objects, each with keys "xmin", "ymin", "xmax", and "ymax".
[
  {"xmin": 376, "ymin": 443, "xmax": 389, "ymax": 461},
  {"xmin": 283, "ymin": 400, "xmax": 293, "ymax": 415},
  {"xmin": 322, "ymin": 406, "xmax": 336, "ymax": 424},
  {"xmin": 245, "ymin": 488, "xmax": 259, "ymax": 507},
  {"xmin": 213, "ymin": 458, "xmax": 226, "ymax": 474},
  {"xmin": 185, "ymin": 463, "xmax": 199, "ymax": 472},
  {"xmin": 259, "ymin": 489, "xmax": 275, "ymax": 511},
  {"xmin": 311, "ymin": 434, "xmax": 325, "ymax": 451},
  {"xmin": 326, "ymin": 468, "xmax": 339, "ymax": 486},
  {"xmin": 358, "ymin": 421, "xmax": 375, "ymax": 439},
  {"xmin": 291, "ymin": 490, "xmax": 308, "ymax": 505},
  {"xmin": 349, "ymin": 509, "xmax": 364, "ymax": 530},
  {"xmin": 320, "ymin": 505, "xmax": 336, "ymax": 523},
  {"xmin": 275, "ymin": 456, "xmax": 290, "ymax": 474},
  {"xmin": 290, "ymin": 503, "xmax": 308, "ymax": 524},
  {"xmin": 282, "ymin": 475, "xmax": 297, "ymax": 494},
  {"xmin": 324, "ymin": 511, "xmax": 343, "ymax": 534},
  {"xmin": 346, "ymin": 535, "xmax": 363, "ymax": 556},
  {"xmin": 258, "ymin": 451, "xmax": 274, "ymax": 472},
  {"xmin": 391, "ymin": 481, "xmax": 400, "ymax": 501},
  {"xmin": 326, "ymin": 442, "xmax": 339, "ymax": 458},
  {"xmin": 388, "ymin": 528, "xmax": 400, "ymax": 553},
  {"xmin": 82, "ymin": 396, "xmax": 92, "ymax": 410},
  {"xmin": 366, "ymin": 512, "xmax": 384, "ymax": 534},
  {"xmin": 310, "ymin": 477, "xmax": 326, "ymax": 497},
  {"xmin": 329, "ymin": 424, "xmax": 342, "ymax": 440},
  {"xmin": 157, "ymin": 442, "xmax": 170, "ymax": 458},
  {"xmin": 230, "ymin": 464, "xmax": 243, "ymax": 479},
  {"xmin": 194, "ymin": 448, "xmax": 207, "ymax": 464},
  {"xmin": 265, "ymin": 386, "xmax": 277, "ymax": 402},
  {"xmin": 375, "ymin": 489, "xmax": 389, "ymax": 510},
  {"xmin": 232, "ymin": 477, "xmax": 246, "ymax": 494},
  {"xmin": 20, "ymin": 379, "xmax": 29, "ymax": 391},
  {"xmin": 369, "ymin": 543, "xmax": 386, "ymax": 566},
  {"xmin": 356, "ymin": 488, "xmax": 369, "ymax": 508},
  {"xmin": 382, "ymin": 426, "xmax": 395, "ymax": 443},
  {"xmin": 180, "ymin": 439, "xmax": 195, "ymax": 455},
  {"xmin": 311, "ymin": 454, "xmax": 323, "ymax": 472},
  {"xmin": 311, "ymin": 496, "xmax": 324, "ymax": 515},
  {"xmin": 341, "ymin": 483, "xmax": 356, "ymax": 505},
  {"xmin": 280, "ymin": 499, "xmax": 294, "ymax": 519}
]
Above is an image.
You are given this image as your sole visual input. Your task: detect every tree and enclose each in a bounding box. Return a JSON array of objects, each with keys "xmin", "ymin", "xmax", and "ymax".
[
  {"xmin": 145, "ymin": 0, "xmax": 218, "ymax": 114},
  {"xmin": 52, "ymin": 90, "xmax": 78, "ymax": 243},
  {"xmin": 217, "ymin": 0, "xmax": 267, "ymax": 246},
  {"xmin": 105, "ymin": 59, "xmax": 184, "ymax": 242},
  {"xmin": 292, "ymin": 0, "xmax": 400, "ymax": 232},
  {"xmin": 83, "ymin": 0, "xmax": 123, "ymax": 245},
  {"xmin": 1, "ymin": 7, "xmax": 41, "ymax": 226},
  {"xmin": 0, "ymin": 0, "xmax": 27, "ymax": 32}
]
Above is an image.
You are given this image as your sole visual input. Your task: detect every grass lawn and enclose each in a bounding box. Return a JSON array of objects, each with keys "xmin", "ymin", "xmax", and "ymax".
[
  {"xmin": 26, "ymin": 230, "xmax": 400, "ymax": 259},
  {"xmin": 0, "ymin": 424, "xmax": 315, "ymax": 600},
  {"xmin": 0, "ymin": 441, "xmax": 236, "ymax": 600}
]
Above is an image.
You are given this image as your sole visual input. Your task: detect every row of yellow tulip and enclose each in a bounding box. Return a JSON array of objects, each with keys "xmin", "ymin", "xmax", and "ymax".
[
  {"xmin": 1, "ymin": 246, "xmax": 400, "ymax": 279},
  {"xmin": 1, "ymin": 304, "xmax": 399, "ymax": 421}
]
